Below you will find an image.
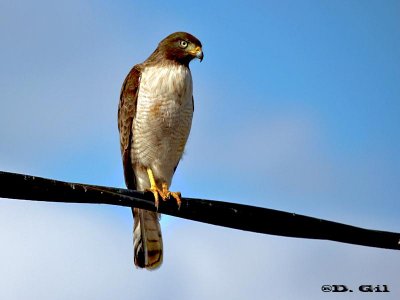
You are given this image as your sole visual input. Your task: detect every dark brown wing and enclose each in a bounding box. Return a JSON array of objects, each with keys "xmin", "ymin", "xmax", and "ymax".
[{"xmin": 118, "ymin": 65, "xmax": 142, "ymax": 190}]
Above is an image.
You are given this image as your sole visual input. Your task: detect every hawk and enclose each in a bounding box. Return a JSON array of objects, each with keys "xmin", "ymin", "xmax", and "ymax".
[{"xmin": 118, "ymin": 32, "xmax": 203, "ymax": 269}]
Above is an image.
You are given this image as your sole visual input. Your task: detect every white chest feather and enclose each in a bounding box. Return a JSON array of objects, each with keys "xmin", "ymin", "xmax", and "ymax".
[
  {"xmin": 132, "ymin": 64, "xmax": 194, "ymax": 189},
  {"xmin": 139, "ymin": 65, "xmax": 193, "ymax": 103}
]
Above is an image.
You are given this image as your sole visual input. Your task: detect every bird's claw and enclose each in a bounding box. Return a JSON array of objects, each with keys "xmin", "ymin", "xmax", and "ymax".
[
  {"xmin": 146, "ymin": 184, "xmax": 181, "ymax": 210},
  {"xmin": 145, "ymin": 186, "xmax": 161, "ymax": 209},
  {"xmin": 161, "ymin": 183, "xmax": 182, "ymax": 209},
  {"xmin": 145, "ymin": 168, "xmax": 181, "ymax": 210}
]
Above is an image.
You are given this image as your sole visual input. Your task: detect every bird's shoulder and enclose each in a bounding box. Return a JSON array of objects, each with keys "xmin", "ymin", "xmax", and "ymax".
[{"xmin": 120, "ymin": 64, "xmax": 143, "ymax": 101}]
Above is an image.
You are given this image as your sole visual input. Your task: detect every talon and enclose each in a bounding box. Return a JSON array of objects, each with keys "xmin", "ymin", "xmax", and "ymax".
[
  {"xmin": 161, "ymin": 182, "xmax": 169, "ymax": 201},
  {"xmin": 146, "ymin": 187, "xmax": 160, "ymax": 209},
  {"xmin": 170, "ymin": 191, "xmax": 182, "ymax": 209},
  {"xmin": 161, "ymin": 182, "xmax": 182, "ymax": 209},
  {"xmin": 146, "ymin": 168, "xmax": 182, "ymax": 209}
]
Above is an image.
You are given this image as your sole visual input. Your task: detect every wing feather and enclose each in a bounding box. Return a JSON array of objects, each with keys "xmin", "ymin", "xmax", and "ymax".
[{"xmin": 118, "ymin": 65, "xmax": 142, "ymax": 190}]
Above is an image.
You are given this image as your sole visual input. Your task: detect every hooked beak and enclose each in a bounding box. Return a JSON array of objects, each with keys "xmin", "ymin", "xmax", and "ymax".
[
  {"xmin": 196, "ymin": 49, "xmax": 204, "ymax": 62},
  {"xmin": 192, "ymin": 46, "xmax": 204, "ymax": 62}
]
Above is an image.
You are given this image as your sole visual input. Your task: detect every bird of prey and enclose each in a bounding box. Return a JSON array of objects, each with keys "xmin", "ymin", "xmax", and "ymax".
[{"xmin": 118, "ymin": 32, "xmax": 203, "ymax": 269}]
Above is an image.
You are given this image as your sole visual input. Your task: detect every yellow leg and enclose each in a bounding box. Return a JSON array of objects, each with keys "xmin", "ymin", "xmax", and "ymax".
[{"xmin": 146, "ymin": 168, "xmax": 160, "ymax": 208}]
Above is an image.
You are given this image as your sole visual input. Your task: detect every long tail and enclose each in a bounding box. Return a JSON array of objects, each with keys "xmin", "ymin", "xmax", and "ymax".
[{"xmin": 132, "ymin": 207, "xmax": 163, "ymax": 269}]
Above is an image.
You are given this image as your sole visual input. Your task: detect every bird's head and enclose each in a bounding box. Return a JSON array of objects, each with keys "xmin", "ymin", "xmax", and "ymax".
[{"xmin": 156, "ymin": 32, "xmax": 203, "ymax": 65}]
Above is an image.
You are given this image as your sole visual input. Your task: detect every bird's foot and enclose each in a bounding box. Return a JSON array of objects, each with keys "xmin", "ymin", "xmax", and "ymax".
[
  {"xmin": 145, "ymin": 185, "xmax": 162, "ymax": 209},
  {"xmin": 145, "ymin": 168, "xmax": 181, "ymax": 209},
  {"xmin": 161, "ymin": 182, "xmax": 182, "ymax": 209}
]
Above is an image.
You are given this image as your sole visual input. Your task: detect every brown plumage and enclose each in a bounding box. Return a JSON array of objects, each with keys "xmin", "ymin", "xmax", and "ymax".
[{"xmin": 118, "ymin": 32, "xmax": 203, "ymax": 269}]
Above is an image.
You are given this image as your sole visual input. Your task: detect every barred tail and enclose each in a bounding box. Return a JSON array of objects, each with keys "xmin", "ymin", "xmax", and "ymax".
[{"xmin": 133, "ymin": 208, "xmax": 163, "ymax": 269}]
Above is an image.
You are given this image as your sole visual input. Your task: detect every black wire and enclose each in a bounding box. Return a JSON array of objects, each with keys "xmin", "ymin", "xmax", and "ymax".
[{"xmin": 0, "ymin": 171, "xmax": 399, "ymax": 251}]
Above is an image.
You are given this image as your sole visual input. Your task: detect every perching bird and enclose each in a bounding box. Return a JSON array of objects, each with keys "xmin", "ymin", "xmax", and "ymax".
[{"xmin": 118, "ymin": 32, "xmax": 203, "ymax": 269}]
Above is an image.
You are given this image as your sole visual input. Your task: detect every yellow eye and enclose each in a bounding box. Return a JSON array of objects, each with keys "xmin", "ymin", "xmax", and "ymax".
[{"xmin": 179, "ymin": 40, "xmax": 188, "ymax": 48}]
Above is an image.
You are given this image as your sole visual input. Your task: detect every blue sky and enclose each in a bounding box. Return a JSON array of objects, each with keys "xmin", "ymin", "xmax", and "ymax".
[{"xmin": 0, "ymin": 0, "xmax": 399, "ymax": 299}]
